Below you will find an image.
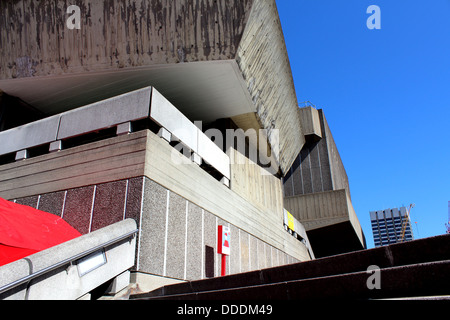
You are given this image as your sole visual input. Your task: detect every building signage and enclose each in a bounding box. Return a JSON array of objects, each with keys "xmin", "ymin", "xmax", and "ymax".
[{"xmin": 218, "ymin": 225, "xmax": 230, "ymax": 256}]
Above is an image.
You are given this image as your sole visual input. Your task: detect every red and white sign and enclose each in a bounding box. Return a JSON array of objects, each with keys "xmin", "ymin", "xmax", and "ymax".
[{"xmin": 218, "ymin": 225, "xmax": 231, "ymax": 256}]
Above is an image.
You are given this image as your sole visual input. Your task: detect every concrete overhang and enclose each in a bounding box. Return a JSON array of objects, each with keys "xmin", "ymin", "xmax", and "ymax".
[
  {"xmin": 0, "ymin": 61, "xmax": 253, "ymax": 124},
  {"xmin": 0, "ymin": 0, "xmax": 305, "ymax": 174},
  {"xmin": 284, "ymin": 189, "xmax": 366, "ymax": 258}
]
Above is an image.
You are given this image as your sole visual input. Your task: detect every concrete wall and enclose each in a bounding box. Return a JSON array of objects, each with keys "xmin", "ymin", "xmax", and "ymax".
[
  {"xmin": 235, "ymin": 0, "xmax": 305, "ymax": 173},
  {"xmin": 2, "ymin": 128, "xmax": 310, "ymax": 281},
  {"xmin": 283, "ymin": 109, "xmax": 350, "ymax": 198},
  {"xmin": 227, "ymin": 147, "xmax": 284, "ymax": 222},
  {"xmin": 284, "ymin": 189, "xmax": 366, "ymax": 257},
  {"xmin": 12, "ymin": 177, "xmax": 301, "ymax": 281}
]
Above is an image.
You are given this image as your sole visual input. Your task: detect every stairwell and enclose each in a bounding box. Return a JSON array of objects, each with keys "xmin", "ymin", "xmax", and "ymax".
[{"xmin": 130, "ymin": 234, "xmax": 450, "ymax": 300}]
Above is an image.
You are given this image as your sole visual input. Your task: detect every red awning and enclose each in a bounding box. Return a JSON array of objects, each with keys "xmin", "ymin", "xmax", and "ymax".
[{"xmin": 0, "ymin": 197, "xmax": 81, "ymax": 267}]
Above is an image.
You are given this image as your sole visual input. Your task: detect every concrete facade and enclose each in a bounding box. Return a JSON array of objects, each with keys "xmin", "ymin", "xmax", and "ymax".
[
  {"xmin": 11, "ymin": 177, "xmax": 301, "ymax": 281},
  {"xmin": 283, "ymin": 109, "xmax": 350, "ymax": 198},
  {"xmin": 0, "ymin": 1, "xmax": 367, "ymax": 298},
  {"xmin": 0, "ymin": 90, "xmax": 312, "ymax": 287},
  {"xmin": 0, "ymin": 0, "xmax": 304, "ymax": 174},
  {"xmin": 283, "ymin": 108, "xmax": 365, "ymax": 258}
]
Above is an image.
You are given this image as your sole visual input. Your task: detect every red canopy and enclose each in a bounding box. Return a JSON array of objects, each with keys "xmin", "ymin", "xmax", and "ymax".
[{"xmin": 0, "ymin": 197, "xmax": 81, "ymax": 267}]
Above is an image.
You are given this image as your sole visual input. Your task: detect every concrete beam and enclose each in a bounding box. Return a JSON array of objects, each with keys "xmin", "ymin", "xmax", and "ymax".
[
  {"xmin": 57, "ymin": 87, "xmax": 151, "ymax": 140},
  {"xmin": 0, "ymin": 115, "xmax": 60, "ymax": 156},
  {"xmin": 299, "ymin": 107, "xmax": 322, "ymax": 140}
]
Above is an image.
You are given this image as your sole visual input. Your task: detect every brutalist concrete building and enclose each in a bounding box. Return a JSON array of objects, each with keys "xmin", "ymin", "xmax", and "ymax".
[
  {"xmin": 283, "ymin": 107, "xmax": 366, "ymax": 258},
  {"xmin": 0, "ymin": 0, "xmax": 365, "ymax": 298}
]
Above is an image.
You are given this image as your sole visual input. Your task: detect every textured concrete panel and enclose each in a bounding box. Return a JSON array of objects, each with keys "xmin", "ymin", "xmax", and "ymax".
[
  {"xmin": 38, "ymin": 191, "xmax": 66, "ymax": 217},
  {"xmin": 272, "ymin": 248, "xmax": 280, "ymax": 268},
  {"xmin": 125, "ymin": 177, "xmax": 144, "ymax": 224},
  {"xmin": 15, "ymin": 196, "xmax": 39, "ymax": 209},
  {"xmin": 249, "ymin": 235, "xmax": 258, "ymax": 271},
  {"xmin": 240, "ymin": 231, "xmax": 250, "ymax": 273},
  {"xmin": 91, "ymin": 181, "xmax": 127, "ymax": 232},
  {"xmin": 311, "ymin": 167, "xmax": 323, "ymax": 193},
  {"xmin": 291, "ymin": 157, "xmax": 303, "ymax": 196},
  {"xmin": 165, "ymin": 192, "xmax": 187, "ymax": 279},
  {"xmin": 138, "ymin": 179, "xmax": 168, "ymax": 275},
  {"xmin": 301, "ymin": 167, "xmax": 313, "ymax": 194},
  {"xmin": 265, "ymin": 244, "xmax": 272, "ymax": 269},
  {"xmin": 282, "ymin": 170, "xmax": 294, "ymax": 198},
  {"xmin": 257, "ymin": 240, "xmax": 267, "ymax": 270},
  {"xmin": 230, "ymin": 224, "xmax": 240, "ymax": 275},
  {"xmin": 63, "ymin": 186, "xmax": 95, "ymax": 235},
  {"xmin": 203, "ymin": 211, "xmax": 217, "ymax": 278},
  {"xmin": 186, "ymin": 202, "xmax": 203, "ymax": 281}
]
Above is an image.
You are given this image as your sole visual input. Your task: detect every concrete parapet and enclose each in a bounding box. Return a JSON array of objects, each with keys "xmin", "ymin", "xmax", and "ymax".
[
  {"xmin": 0, "ymin": 115, "xmax": 61, "ymax": 156},
  {"xmin": 0, "ymin": 87, "xmax": 231, "ymax": 181}
]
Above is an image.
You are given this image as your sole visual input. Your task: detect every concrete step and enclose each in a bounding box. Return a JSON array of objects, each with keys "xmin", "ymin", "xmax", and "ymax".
[
  {"xmin": 131, "ymin": 234, "xmax": 450, "ymax": 300},
  {"xmin": 135, "ymin": 260, "xmax": 450, "ymax": 301}
]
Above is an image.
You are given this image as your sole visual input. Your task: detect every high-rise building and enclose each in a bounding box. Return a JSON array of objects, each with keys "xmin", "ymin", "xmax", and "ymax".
[{"xmin": 370, "ymin": 207, "xmax": 414, "ymax": 247}]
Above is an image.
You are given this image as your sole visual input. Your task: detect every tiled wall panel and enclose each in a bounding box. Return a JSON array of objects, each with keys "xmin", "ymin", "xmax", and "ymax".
[{"xmin": 14, "ymin": 176, "xmax": 299, "ymax": 281}]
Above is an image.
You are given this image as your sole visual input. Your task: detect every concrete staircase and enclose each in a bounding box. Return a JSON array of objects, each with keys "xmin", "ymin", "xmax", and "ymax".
[{"xmin": 131, "ymin": 234, "xmax": 450, "ymax": 300}]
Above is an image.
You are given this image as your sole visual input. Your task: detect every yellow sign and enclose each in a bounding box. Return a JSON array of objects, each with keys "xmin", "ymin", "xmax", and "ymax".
[{"xmin": 287, "ymin": 211, "xmax": 295, "ymax": 231}]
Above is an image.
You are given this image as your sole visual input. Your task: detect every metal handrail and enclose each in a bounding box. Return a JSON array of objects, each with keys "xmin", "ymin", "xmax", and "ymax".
[
  {"xmin": 298, "ymin": 101, "xmax": 317, "ymax": 109},
  {"xmin": 0, "ymin": 229, "xmax": 138, "ymax": 295}
]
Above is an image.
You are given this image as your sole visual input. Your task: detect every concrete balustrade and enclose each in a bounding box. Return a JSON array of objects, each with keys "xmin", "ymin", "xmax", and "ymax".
[
  {"xmin": 57, "ymin": 87, "xmax": 152, "ymax": 140},
  {"xmin": 0, "ymin": 87, "xmax": 231, "ymax": 182},
  {"xmin": 197, "ymin": 129, "xmax": 231, "ymax": 180},
  {"xmin": 150, "ymin": 88, "xmax": 199, "ymax": 154},
  {"xmin": 283, "ymin": 209, "xmax": 315, "ymax": 259},
  {"xmin": 0, "ymin": 115, "xmax": 61, "ymax": 156}
]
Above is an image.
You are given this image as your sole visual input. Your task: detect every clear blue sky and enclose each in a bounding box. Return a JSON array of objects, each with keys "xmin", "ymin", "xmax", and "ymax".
[{"xmin": 276, "ymin": 0, "xmax": 450, "ymax": 248}]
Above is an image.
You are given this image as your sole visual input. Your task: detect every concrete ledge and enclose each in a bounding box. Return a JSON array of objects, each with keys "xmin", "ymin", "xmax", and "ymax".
[
  {"xmin": 150, "ymin": 88, "xmax": 198, "ymax": 153},
  {"xmin": 284, "ymin": 189, "xmax": 366, "ymax": 257},
  {"xmin": 198, "ymin": 129, "xmax": 231, "ymax": 179},
  {"xmin": 57, "ymin": 87, "xmax": 152, "ymax": 140},
  {"xmin": 299, "ymin": 107, "xmax": 322, "ymax": 140},
  {"xmin": 0, "ymin": 86, "xmax": 231, "ymax": 187},
  {"xmin": 0, "ymin": 115, "xmax": 61, "ymax": 155}
]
